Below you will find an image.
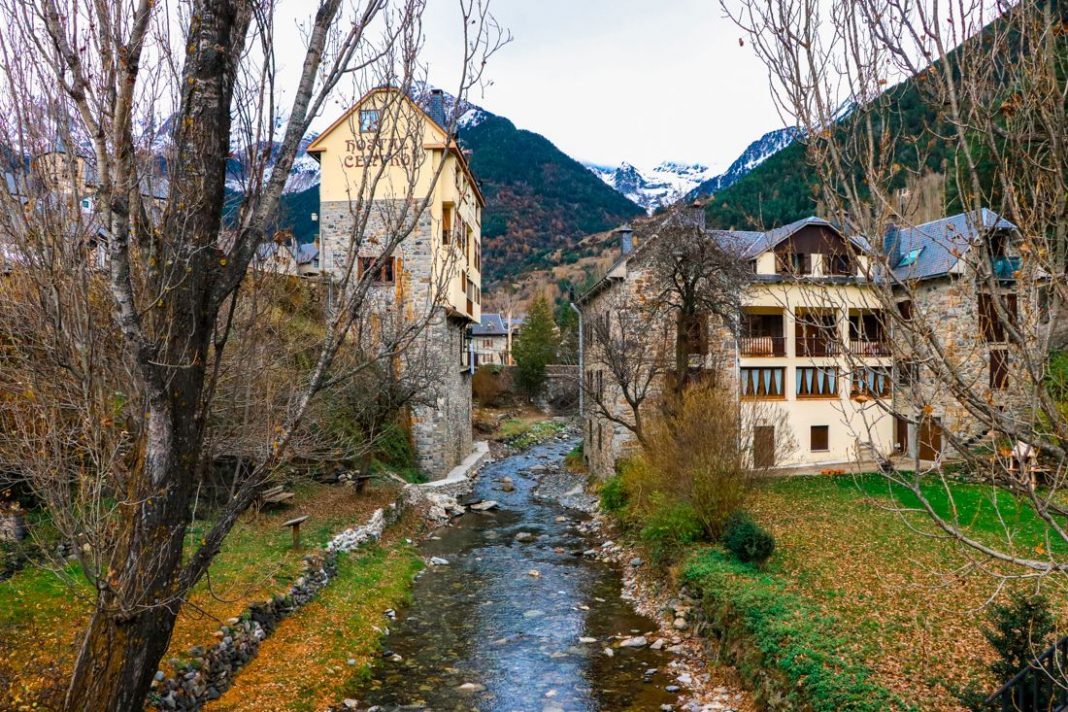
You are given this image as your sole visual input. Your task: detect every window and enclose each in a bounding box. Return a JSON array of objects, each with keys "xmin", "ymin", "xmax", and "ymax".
[
  {"xmin": 810, "ymin": 426, "xmax": 829, "ymax": 452},
  {"xmin": 990, "ymin": 349, "xmax": 1009, "ymax": 390},
  {"xmin": 796, "ymin": 367, "xmax": 839, "ymax": 398},
  {"xmin": 827, "ymin": 253, "xmax": 854, "ymax": 276},
  {"xmin": 359, "ymin": 109, "xmax": 380, "ymax": 133},
  {"xmin": 682, "ymin": 313, "xmax": 709, "ymax": 356},
  {"xmin": 777, "ymin": 252, "xmax": 811, "ymax": 275},
  {"xmin": 898, "ymin": 247, "xmax": 923, "ymax": 268},
  {"xmin": 358, "ymin": 255, "xmax": 395, "ymax": 284},
  {"xmin": 850, "ymin": 367, "xmax": 892, "ymax": 399},
  {"xmin": 979, "ymin": 292, "xmax": 1018, "ymax": 343},
  {"xmin": 740, "ymin": 367, "xmax": 785, "ymax": 399},
  {"xmin": 442, "ymin": 205, "xmax": 453, "ymax": 244},
  {"xmin": 896, "ymin": 299, "xmax": 914, "ymax": 321},
  {"xmin": 80, "ymin": 197, "xmax": 92, "ymax": 210},
  {"xmin": 896, "ymin": 359, "xmax": 919, "ymax": 388}
]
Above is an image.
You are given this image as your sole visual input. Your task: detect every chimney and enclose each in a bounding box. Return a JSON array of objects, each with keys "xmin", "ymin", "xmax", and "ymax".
[
  {"xmin": 616, "ymin": 223, "xmax": 634, "ymax": 256},
  {"xmin": 687, "ymin": 199, "xmax": 706, "ymax": 230},
  {"xmin": 428, "ymin": 89, "xmax": 447, "ymax": 128},
  {"xmin": 884, "ymin": 223, "xmax": 901, "ymax": 266}
]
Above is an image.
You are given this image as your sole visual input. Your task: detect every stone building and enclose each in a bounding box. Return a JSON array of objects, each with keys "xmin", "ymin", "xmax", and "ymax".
[
  {"xmin": 578, "ymin": 208, "xmax": 1026, "ymax": 478},
  {"xmin": 471, "ymin": 312, "xmax": 522, "ymax": 366},
  {"xmin": 306, "ymin": 87, "xmax": 483, "ymax": 478}
]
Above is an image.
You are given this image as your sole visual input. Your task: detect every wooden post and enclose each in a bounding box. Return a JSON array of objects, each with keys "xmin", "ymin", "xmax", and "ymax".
[{"xmin": 282, "ymin": 515, "xmax": 309, "ymax": 549}]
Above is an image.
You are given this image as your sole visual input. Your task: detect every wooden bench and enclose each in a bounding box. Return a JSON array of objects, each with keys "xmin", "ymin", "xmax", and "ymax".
[
  {"xmin": 256, "ymin": 485, "xmax": 294, "ymax": 510},
  {"xmin": 282, "ymin": 515, "xmax": 309, "ymax": 549}
]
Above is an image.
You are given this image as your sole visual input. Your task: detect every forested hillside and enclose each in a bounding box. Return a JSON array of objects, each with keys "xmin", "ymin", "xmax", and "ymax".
[{"xmin": 458, "ymin": 113, "xmax": 645, "ymax": 284}]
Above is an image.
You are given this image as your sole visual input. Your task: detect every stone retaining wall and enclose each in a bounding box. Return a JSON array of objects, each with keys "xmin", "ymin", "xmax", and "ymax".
[{"xmin": 148, "ymin": 503, "xmax": 402, "ymax": 711}]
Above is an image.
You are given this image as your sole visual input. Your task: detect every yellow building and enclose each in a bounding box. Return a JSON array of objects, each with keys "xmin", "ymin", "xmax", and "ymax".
[{"xmin": 307, "ymin": 86, "xmax": 484, "ymax": 477}]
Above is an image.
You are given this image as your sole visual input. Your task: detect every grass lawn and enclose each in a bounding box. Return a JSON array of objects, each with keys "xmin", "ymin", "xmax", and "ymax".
[
  {"xmin": 741, "ymin": 473, "xmax": 1068, "ymax": 711},
  {"xmin": 206, "ymin": 540, "xmax": 423, "ymax": 711},
  {"xmin": 0, "ymin": 480, "xmax": 406, "ymax": 711}
]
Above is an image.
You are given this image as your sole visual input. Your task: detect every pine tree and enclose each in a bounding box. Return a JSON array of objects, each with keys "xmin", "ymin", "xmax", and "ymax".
[{"xmin": 512, "ymin": 295, "xmax": 559, "ymax": 397}]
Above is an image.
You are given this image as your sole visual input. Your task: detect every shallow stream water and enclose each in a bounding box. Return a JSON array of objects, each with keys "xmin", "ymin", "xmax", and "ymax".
[{"xmin": 353, "ymin": 437, "xmax": 678, "ymax": 711}]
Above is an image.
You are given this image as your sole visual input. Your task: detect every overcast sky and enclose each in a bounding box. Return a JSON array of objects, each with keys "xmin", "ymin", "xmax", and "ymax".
[{"xmin": 413, "ymin": 0, "xmax": 787, "ymax": 171}]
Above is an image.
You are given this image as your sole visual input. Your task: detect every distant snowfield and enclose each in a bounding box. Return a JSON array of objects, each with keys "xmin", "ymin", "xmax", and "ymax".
[{"xmin": 583, "ymin": 161, "xmax": 721, "ymax": 213}]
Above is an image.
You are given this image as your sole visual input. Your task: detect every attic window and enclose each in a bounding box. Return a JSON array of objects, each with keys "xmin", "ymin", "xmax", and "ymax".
[
  {"xmin": 359, "ymin": 110, "xmax": 381, "ymax": 133},
  {"xmin": 898, "ymin": 247, "xmax": 923, "ymax": 268}
]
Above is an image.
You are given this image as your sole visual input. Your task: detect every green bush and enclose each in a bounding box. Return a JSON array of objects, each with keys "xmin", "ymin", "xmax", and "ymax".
[
  {"xmin": 723, "ymin": 512, "xmax": 776, "ymax": 565},
  {"xmin": 599, "ymin": 475, "xmax": 627, "ymax": 513},
  {"xmin": 640, "ymin": 498, "xmax": 704, "ymax": 563},
  {"xmin": 984, "ymin": 590, "xmax": 1056, "ymax": 680}
]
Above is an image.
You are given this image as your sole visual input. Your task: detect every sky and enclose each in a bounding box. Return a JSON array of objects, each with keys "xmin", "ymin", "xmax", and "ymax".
[{"xmin": 416, "ymin": 0, "xmax": 788, "ymax": 171}]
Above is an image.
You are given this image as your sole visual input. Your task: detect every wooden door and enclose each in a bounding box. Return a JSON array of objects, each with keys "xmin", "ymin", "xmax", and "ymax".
[
  {"xmin": 918, "ymin": 416, "xmax": 942, "ymax": 461},
  {"xmin": 754, "ymin": 426, "xmax": 776, "ymax": 468},
  {"xmin": 895, "ymin": 416, "xmax": 909, "ymax": 455}
]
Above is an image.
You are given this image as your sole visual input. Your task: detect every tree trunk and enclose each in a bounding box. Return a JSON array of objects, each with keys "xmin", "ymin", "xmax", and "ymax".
[{"xmin": 63, "ymin": 432, "xmax": 195, "ymax": 711}]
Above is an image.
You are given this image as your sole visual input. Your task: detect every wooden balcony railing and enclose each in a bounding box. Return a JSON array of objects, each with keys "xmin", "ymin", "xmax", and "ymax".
[
  {"xmin": 849, "ymin": 340, "xmax": 891, "ymax": 357},
  {"xmin": 795, "ymin": 337, "xmax": 842, "ymax": 357},
  {"xmin": 739, "ymin": 336, "xmax": 786, "ymax": 357}
]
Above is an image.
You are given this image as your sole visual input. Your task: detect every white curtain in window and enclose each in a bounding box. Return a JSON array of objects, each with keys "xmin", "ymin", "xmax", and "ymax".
[{"xmin": 774, "ymin": 368, "xmax": 783, "ymax": 395}]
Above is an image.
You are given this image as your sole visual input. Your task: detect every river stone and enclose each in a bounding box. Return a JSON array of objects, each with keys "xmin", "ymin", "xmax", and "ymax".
[
  {"xmin": 603, "ymin": 647, "xmax": 614, "ymax": 657},
  {"xmin": 673, "ymin": 617, "xmax": 689, "ymax": 630},
  {"xmin": 620, "ymin": 636, "xmax": 648, "ymax": 648},
  {"xmin": 515, "ymin": 532, "xmax": 536, "ymax": 543},
  {"xmin": 470, "ymin": 500, "xmax": 499, "ymax": 511},
  {"xmin": 342, "ymin": 700, "xmax": 358, "ymax": 710},
  {"xmin": 579, "ymin": 636, "xmax": 597, "ymax": 643},
  {"xmin": 523, "ymin": 609, "xmax": 545, "ymax": 618},
  {"xmin": 650, "ymin": 638, "xmax": 665, "ymax": 650},
  {"xmin": 429, "ymin": 557, "xmax": 449, "ymax": 566},
  {"xmin": 457, "ymin": 682, "xmax": 486, "ymax": 693}
]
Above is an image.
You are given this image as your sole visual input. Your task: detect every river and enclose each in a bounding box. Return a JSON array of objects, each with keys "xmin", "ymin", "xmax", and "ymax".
[{"xmin": 351, "ymin": 437, "xmax": 679, "ymax": 711}]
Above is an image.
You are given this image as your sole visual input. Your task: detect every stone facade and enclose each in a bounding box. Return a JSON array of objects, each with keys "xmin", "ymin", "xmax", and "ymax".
[{"xmin": 319, "ymin": 199, "xmax": 473, "ymax": 479}]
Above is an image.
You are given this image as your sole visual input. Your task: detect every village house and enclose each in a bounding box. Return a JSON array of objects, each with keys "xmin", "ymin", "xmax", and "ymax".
[
  {"xmin": 306, "ymin": 86, "xmax": 484, "ymax": 478},
  {"xmin": 578, "ymin": 208, "xmax": 1025, "ymax": 478},
  {"xmin": 471, "ymin": 312, "xmax": 523, "ymax": 366}
]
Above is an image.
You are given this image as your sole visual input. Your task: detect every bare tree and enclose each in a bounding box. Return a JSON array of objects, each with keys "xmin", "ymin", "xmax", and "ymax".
[
  {"xmin": 727, "ymin": 0, "xmax": 1068, "ymax": 577},
  {"xmin": 583, "ymin": 291, "xmax": 674, "ymax": 448},
  {"xmin": 0, "ymin": 1, "xmax": 505, "ymax": 709},
  {"xmin": 645, "ymin": 206, "xmax": 749, "ymax": 393}
]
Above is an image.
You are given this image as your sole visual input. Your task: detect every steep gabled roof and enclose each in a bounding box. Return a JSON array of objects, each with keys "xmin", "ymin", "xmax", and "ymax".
[
  {"xmin": 305, "ymin": 85, "xmax": 485, "ymax": 208},
  {"xmin": 890, "ymin": 209, "xmax": 1016, "ymax": 282},
  {"xmin": 472, "ymin": 312, "xmax": 508, "ymax": 336}
]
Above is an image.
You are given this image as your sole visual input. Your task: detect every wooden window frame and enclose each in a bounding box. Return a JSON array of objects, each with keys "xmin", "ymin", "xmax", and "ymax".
[
  {"xmin": 740, "ymin": 367, "xmax": 787, "ymax": 400},
  {"xmin": 796, "ymin": 366, "xmax": 840, "ymax": 399},
  {"xmin": 358, "ymin": 255, "xmax": 395, "ymax": 284},
  {"xmin": 990, "ymin": 349, "xmax": 1009, "ymax": 390}
]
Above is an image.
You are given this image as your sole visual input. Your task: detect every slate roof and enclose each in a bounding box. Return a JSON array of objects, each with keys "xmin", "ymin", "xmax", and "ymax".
[
  {"xmin": 889, "ymin": 209, "xmax": 1016, "ymax": 282},
  {"xmin": 472, "ymin": 312, "xmax": 508, "ymax": 336}
]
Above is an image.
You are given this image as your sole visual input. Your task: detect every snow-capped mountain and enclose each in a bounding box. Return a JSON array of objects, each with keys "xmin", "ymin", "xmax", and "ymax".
[
  {"xmin": 586, "ymin": 127, "xmax": 801, "ymax": 212},
  {"xmin": 685, "ymin": 126, "xmax": 800, "ymax": 201},
  {"xmin": 584, "ymin": 161, "xmax": 718, "ymax": 213}
]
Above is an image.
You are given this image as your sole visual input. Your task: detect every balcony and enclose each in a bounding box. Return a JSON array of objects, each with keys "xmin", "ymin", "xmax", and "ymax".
[
  {"xmin": 849, "ymin": 340, "xmax": 890, "ymax": 357},
  {"xmin": 740, "ymin": 335, "xmax": 786, "ymax": 357},
  {"xmin": 795, "ymin": 337, "xmax": 842, "ymax": 357}
]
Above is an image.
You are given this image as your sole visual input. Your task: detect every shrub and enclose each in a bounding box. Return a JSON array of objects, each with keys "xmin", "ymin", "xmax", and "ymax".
[
  {"xmin": 639, "ymin": 497, "xmax": 704, "ymax": 563},
  {"xmin": 599, "ymin": 475, "xmax": 627, "ymax": 513},
  {"xmin": 639, "ymin": 382, "xmax": 782, "ymax": 537},
  {"xmin": 984, "ymin": 590, "xmax": 1056, "ymax": 680},
  {"xmin": 723, "ymin": 511, "xmax": 776, "ymax": 565}
]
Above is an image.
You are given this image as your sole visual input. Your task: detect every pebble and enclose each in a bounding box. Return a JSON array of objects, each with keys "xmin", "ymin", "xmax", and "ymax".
[
  {"xmin": 429, "ymin": 557, "xmax": 449, "ymax": 566},
  {"xmin": 578, "ymin": 637, "xmax": 597, "ymax": 643},
  {"xmin": 619, "ymin": 636, "xmax": 648, "ymax": 648},
  {"xmin": 630, "ymin": 557, "xmax": 643, "ymax": 567},
  {"xmin": 650, "ymin": 638, "xmax": 665, "ymax": 650},
  {"xmin": 470, "ymin": 500, "xmax": 499, "ymax": 511},
  {"xmin": 603, "ymin": 647, "xmax": 614, "ymax": 657},
  {"xmin": 666, "ymin": 684, "xmax": 681, "ymax": 692},
  {"xmin": 515, "ymin": 532, "xmax": 536, "ymax": 543},
  {"xmin": 342, "ymin": 701, "xmax": 358, "ymax": 710},
  {"xmin": 673, "ymin": 617, "xmax": 689, "ymax": 630},
  {"xmin": 457, "ymin": 682, "xmax": 486, "ymax": 693},
  {"xmin": 527, "ymin": 569, "xmax": 541, "ymax": 578}
]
